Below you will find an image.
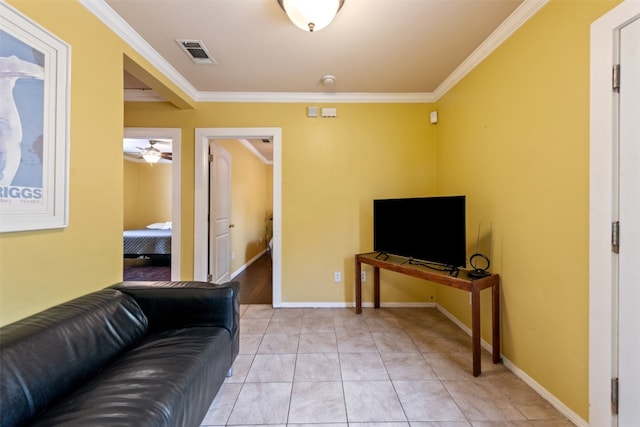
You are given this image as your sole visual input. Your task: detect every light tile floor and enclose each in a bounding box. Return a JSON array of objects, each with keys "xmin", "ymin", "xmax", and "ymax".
[{"xmin": 201, "ymin": 305, "xmax": 575, "ymax": 427}]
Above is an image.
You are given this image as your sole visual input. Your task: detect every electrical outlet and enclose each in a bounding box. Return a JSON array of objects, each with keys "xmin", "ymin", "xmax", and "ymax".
[
  {"xmin": 334, "ymin": 271, "xmax": 342, "ymax": 282},
  {"xmin": 361, "ymin": 271, "xmax": 367, "ymax": 282},
  {"xmin": 231, "ymin": 252, "xmax": 235, "ymax": 260}
]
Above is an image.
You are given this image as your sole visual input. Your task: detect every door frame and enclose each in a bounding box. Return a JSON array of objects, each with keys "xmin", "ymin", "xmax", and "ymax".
[
  {"xmin": 124, "ymin": 127, "xmax": 181, "ymax": 280},
  {"xmin": 589, "ymin": 2, "xmax": 640, "ymax": 426},
  {"xmin": 194, "ymin": 127, "xmax": 282, "ymax": 306}
]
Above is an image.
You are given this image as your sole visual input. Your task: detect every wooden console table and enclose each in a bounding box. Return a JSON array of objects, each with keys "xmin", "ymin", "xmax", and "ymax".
[{"xmin": 355, "ymin": 252, "xmax": 500, "ymax": 377}]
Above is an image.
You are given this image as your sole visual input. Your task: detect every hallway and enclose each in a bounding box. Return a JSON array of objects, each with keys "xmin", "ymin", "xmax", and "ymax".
[{"xmin": 234, "ymin": 253, "xmax": 272, "ymax": 305}]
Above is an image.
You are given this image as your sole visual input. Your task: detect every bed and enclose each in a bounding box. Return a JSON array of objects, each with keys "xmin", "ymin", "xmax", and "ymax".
[{"xmin": 123, "ymin": 227, "xmax": 172, "ymax": 259}]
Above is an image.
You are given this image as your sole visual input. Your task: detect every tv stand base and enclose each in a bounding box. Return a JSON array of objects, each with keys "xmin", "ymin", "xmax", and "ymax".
[{"xmin": 355, "ymin": 252, "xmax": 500, "ymax": 377}]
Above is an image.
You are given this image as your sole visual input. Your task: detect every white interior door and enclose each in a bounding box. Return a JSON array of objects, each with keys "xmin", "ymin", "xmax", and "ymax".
[
  {"xmin": 617, "ymin": 15, "xmax": 640, "ymax": 427},
  {"xmin": 208, "ymin": 142, "xmax": 232, "ymax": 283}
]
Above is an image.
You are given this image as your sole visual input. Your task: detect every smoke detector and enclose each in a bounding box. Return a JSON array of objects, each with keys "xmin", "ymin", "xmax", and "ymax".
[
  {"xmin": 321, "ymin": 75, "xmax": 336, "ymax": 86},
  {"xmin": 175, "ymin": 39, "xmax": 216, "ymax": 65}
]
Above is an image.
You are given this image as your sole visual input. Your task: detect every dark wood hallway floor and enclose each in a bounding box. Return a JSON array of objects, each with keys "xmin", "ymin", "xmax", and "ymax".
[
  {"xmin": 233, "ymin": 252, "xmax": 272, "ymax": 305},
  {"xmin": 123, "ymin": 253, "xmax": 272, "ymax": 304}
]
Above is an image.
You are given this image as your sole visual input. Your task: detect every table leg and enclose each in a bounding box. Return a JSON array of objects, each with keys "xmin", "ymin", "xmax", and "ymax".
[
  {"xmin": 492, "ymin": 279, "xmax": 501, "ymax": 364},
  {"xmin": 471, "ymin": 284, "xmax": 481, "ymax": 377},
  {"xmin": 374, "ymin": 267, "xmax": 380, "ymax": 309},
  {"xmin": 355, "ymin": 260, "xmax": 362, "ymax": 314}
]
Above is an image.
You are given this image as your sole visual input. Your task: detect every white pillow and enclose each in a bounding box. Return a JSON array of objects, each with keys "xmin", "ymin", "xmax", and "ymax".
[{"xmin": 146, "ymin": 221, "xmax": 171, "ymax": 230}]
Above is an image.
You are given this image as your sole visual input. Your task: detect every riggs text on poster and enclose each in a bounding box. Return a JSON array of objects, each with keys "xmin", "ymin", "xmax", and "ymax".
[{"xmin": 0, "ymin": 186, "xmax": 43, "ymax": 203}]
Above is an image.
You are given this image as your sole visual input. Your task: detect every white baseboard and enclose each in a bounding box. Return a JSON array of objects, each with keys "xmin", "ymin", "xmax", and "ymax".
[
  {"xmin": 276, "ymin": 301, "xmax": 437, "ymax": 309},
  {"xmin": 272, "ymin": 299, "xmax": 586, "ymax": 425},
  {"xmin": 230, "ymin": 249, "xmax": 267, "ymax": 279},
  {"xmin": 278, "ymin": 301, "xmax": 352, "ymax": 308},
  {"xmin": 435, "ymin": 304, "xmax": 587, "ymax": 427}
]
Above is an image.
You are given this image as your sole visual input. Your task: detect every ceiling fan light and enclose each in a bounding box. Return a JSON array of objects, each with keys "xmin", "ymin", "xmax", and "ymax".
[
  {"xmin": 142, "ymin": 150, "xmax": 161, "ymax": 163},
  {"xmin": 279, "ymin": 0, "xmax": 343, "ymax": 32}
]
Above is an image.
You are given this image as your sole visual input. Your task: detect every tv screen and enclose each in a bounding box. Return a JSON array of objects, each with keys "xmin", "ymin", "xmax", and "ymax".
[{"xmin": 373, "ymin": 196, "xmax": 466, "ymax": 268}]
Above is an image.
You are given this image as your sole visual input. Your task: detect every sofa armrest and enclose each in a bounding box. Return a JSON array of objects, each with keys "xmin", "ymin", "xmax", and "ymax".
[{"xmin": 110, "ymin": 281, "xmax": 240, "ymax": 339}]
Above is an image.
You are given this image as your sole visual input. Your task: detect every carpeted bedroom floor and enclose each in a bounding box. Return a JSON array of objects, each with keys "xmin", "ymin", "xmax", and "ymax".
[{"xmin": 123, "ymin": 257, "xmax": 171, "ymax": 281}]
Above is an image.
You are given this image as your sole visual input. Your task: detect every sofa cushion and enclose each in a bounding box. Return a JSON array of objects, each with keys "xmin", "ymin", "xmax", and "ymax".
[
  {"xmin": 0, "ymin": 289, "xmax": 148, "ymax": 427},
  {"xmin": 30, "ymin": 327, "xmax": 233, "ymax": 427}
]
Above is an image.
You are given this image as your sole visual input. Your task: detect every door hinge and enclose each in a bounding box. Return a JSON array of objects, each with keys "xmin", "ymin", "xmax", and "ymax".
[
  {"xmin": 612, "ymin": 221, "xmax": 620, "ymax": 254},
  {"xmin": 611, "ymin": 377, "xmax": 619, "ymax": 414},
  {"xmin": 207, "ymin": 274, "xmax": 213, "ymax": 282},
  {"xmin": 613, "ymin": 64, "xmax": 620, "ymax": 92},
  {"xmin": 209, "ymin": 154, "xmax": 214, "ymax": 162}
]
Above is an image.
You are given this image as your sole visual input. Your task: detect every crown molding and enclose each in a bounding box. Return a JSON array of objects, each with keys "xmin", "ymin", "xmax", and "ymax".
[
  {"xmin": 195, "ymin": 91, "xmax": 437, "ymax": 103},
  {"xmin": 82, "ymin": 0, "xmax": 547, "ymax": 104},
  {"xmin": 78, "ymin": 0, "xmax": 199, "ymax": 100},
  {"xmin": 432, "ymin": 0, "xmax": 549, "ymax": 101}
]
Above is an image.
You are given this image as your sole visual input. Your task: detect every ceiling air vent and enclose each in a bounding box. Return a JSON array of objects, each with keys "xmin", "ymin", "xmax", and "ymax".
[{"xmin": 176, "ymin": 39, "xmax": 216, "ymax": 65}]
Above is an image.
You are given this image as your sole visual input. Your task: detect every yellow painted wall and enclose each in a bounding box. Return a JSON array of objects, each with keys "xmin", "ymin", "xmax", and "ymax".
[
  {"xmin": 0, "ymin": 0, "xmax": 191, "ymax": 325},
  {"xmin": 123, "ymin": 160, "xmax": 171, "ymax": 230},
  {"xmin": 216, "ymin": 140, "xmax": 272, "ymax": 273},
  {"xmin": 124, "ymin": 102, "xmax": 439, "ymax": 303},
  {"xmin": 434, "ymin": 0, "xmax": 621, "ymax": 420},
  {"xmin": 1, "ymin": 0, "xmax": 623, "ymax": 420}
]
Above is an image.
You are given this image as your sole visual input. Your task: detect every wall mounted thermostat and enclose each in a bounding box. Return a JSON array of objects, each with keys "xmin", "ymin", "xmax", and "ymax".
[{"xmin": 430, "ymin": 111, "xmax": 438, "ymax": 124}]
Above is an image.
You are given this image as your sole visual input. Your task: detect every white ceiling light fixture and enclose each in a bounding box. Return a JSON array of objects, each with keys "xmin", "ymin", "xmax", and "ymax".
[
  {"xmin": 277, "ymin": 0, "xmax": 345, "ymax": 32},
  {"xmin": 141, "ymin": 149, "xmax": 161, "ymax": 164},
  {"xmin": 139, "ymin": 140, "xmax": 166, "ymax": 164}
]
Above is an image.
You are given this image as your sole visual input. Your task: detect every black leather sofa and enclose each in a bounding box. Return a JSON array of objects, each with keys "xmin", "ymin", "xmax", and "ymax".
[{"xmin": 0, "ymin": 281, "xmax": 240, "ymax": 427}]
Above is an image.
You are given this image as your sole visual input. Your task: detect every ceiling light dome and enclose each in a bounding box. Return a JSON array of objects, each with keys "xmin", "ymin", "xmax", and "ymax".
[
  {"xmin": 142, "ymin": 149, "xmax": 161, "ymax": 164},
  {"xmin": 278, "ymin": 0, "xmax": 345, "ymax": 32}
]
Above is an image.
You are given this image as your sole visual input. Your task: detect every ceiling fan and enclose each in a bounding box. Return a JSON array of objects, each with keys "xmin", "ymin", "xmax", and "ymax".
[{"xmin": 137, "ymin": 140, "xmax": 172, "ymax": 163}]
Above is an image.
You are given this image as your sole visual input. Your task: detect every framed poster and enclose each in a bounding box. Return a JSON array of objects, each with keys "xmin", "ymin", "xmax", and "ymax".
[{"xmin": 0, "ymin": 3, "xmax": 70, "ymax": 233}]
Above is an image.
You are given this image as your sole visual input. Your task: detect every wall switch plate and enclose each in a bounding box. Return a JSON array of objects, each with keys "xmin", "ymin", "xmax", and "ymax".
[
  {"xmin": 334, "ymin": 271, "xmax": 342, "ymax": 282},
  {"xmin": 361, "ymin": 271, "xmax": 366, "ymax": 282}
]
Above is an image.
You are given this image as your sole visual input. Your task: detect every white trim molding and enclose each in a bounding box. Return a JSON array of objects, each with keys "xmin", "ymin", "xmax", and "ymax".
[
  {"xmin": 589, "ymin": 2, "xmax": 640, "ymax": 426},
  {"xmin": 436, "ymin": 304, "xmax": 588, "ymax": 427},
  {"xmin": 195, "ymin": 91, "xmax": 437, "ymax": 104},
  {"xmin": 78, "ymin": 0, "xmax": 199, "ymax": 100},
  {"xmin": 194, "ymin": 128, "xmax": 282, "ymax": 306},
  {"xmin": 80, "ymin": 0, "xmax": 546, "ymax": 104},
  {"xmin": 275, "ymin": 301, "xmax": 437, "ymax": 309},
  {"xmin": 124, "ymin": 127, "xmax": 181, "ymax": 280},
  {"xmin": 230, "ymin": 249, "xmax": 268, "ymax": 280},
  {"xmin": 432, "ymin": 0, "xmax": 548, "ymax": 100}
]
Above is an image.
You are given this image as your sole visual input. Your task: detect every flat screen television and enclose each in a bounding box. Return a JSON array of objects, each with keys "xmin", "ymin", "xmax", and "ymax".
[{"xmin": 373, "ymin": 196, "xmax": 466, "ymax": 269}]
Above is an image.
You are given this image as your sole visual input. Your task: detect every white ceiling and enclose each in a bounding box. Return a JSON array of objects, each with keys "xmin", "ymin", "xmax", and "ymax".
[{"xmin": 88, "ymin": 0, "xmax": 535, "ymax": 102}]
